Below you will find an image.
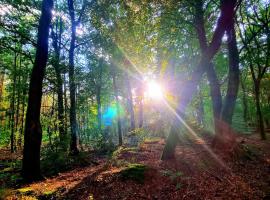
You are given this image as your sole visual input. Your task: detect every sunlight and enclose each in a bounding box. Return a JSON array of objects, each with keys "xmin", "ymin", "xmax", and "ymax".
[
  {"xmin": 162, "ymin": 98, "xmax": 229, "ymax": 170},
  {"xmin": 145, "ymin": 80, "xmax": 164, "ymax": 100}
]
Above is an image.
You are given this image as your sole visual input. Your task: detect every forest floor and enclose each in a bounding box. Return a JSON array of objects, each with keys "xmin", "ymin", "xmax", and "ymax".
[{"xmin": 1, "ymin": 131, "xmax": 270, "ymax": 200}]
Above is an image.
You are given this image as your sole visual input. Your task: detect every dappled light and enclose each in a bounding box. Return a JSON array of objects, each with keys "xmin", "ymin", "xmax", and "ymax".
[{"xmin": 0, "ymin": 0, "xmax": 269, "ymax": 199}]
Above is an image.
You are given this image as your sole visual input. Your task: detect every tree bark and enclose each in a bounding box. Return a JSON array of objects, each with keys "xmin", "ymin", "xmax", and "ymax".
[
  {"xmin": 111, "ymin": 65, "xmax": 122, "ymax": 145},
  {"xmin": 221, "ymin": 23, "xmax": 240, "ymax": 124},
  {"xmin": 125, "ymin": 72, "xmax": 135, "ymax": 131},
  {"xmin": 0, "ymin": 70, "xmax": 5, "ymax": 127},
  {"xmin": 51, "ymin": 18, "xmax": 65, "ymax": 142},
  {"xmin": 22, "ymin": 0, "xmax": 53, "ymax": 181},
  {"xmin": 10, "ymin": 51, "xmax": 17, "ymax": 153},
  {"xmin": 68, "ymin": 0, "xmax": 78, "ymax": 154},
  {"xmin": 254, "ymin": 82, "xmax": 266, "ymax": 140}
]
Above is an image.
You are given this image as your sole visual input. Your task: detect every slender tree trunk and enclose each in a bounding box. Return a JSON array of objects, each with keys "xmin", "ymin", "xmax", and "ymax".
[
  {"xmin": 111, "ymin": 65, "xmax": 122, "ymax": 145},
  {"xmin": 52, "ymin": 18, "xmax": 66, "ymax": 142},
  {"xmin": 240, "ymin": 76, "xmax": 248, "ymax": 123},
  {"xmin": 125, "ymin": 73, "xmax": 135, "ymax": 131},
  {"xmin": 68, "ymin": 0, "xmax": 78, "ymax": 154},
  {"xmin": 22, "ymin": 0, "xmax": 53, "ymax": 181},
  {"xmin": 18, "ymin": 76, "xmax": 27, "ymax": 149},
  {"xmin": 0, "ymin": 70, "xmax": 5, "ymax": 127},
  {"xmin": 254, "ymin": 82, "xmax": 266, "ymax": 140},
  {"xmin": 10, "ymin": 52, "xmax": 17, "ymax": 153},
  {"xmin": 64, "ymin": 73, "xmax": 68, "ymax": 135}
]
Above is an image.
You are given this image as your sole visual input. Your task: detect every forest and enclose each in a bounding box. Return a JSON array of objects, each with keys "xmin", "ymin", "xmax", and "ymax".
[{"xmin": 0, "ymin": 0, "xmax": 270, "ymax": 199}]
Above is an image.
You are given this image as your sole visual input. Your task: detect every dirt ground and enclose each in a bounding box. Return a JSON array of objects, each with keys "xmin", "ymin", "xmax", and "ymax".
[{"xmin": 1, "ymin": 132, "xmax": 270, "ymax": 200}]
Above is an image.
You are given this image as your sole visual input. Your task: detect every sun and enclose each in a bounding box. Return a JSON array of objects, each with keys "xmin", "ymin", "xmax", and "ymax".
[{"xmin": 145, "ymin": 80, "xmax": 164, "ymax": 100}]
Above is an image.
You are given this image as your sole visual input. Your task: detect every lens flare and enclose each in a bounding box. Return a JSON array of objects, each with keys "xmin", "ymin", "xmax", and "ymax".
[{"xmin": 146, "ymin": 80, "xmax": 163, "ymax": 99}]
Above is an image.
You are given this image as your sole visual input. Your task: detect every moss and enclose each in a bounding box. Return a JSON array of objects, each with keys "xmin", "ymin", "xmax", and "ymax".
[
  {"xmin": 120, "ymin": 163, "xmax": 146, "ymax": 184},
  {"xmin": 18, "ymin": 187, "xmax": 33, "ymax": 193},
  {"xmin": 38, "ymin": 190, "xmax": 57, "ymax": 200},
  {"xmin": 111, "ymin": 146, "xmax": 138, "ymax": 159},
  {"xmin": 143, "ymin": 137, "xmax": 160, "ymax": 144},
  {"xmin": 240, "ymin": 144, "xmax": 262, "ymax": 161}
]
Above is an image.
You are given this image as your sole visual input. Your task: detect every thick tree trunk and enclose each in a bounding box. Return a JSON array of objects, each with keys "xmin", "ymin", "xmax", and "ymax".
[
  {"xmin": 206, "ymin": 64, "xmax": 222, "ymax": 120},
  {"xmin": 221, "ymin": 23, "xmax": 240, "ymax": 124},
  {"xmin": 22, "ymin": 0, "xmax": 53, "ymax": 181},
  {"xmin": 68, "ymin": 0, "xmax": 78, "ymax": 154},
  {"xmin": 161, "ymin": 0, "xmax": 237, "ymax": 160},
  {"xmin": 125, "ymin": 73, "xmax": 135, "ymax": 131}
]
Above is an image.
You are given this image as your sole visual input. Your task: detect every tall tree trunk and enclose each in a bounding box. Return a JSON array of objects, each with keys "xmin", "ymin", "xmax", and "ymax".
[
  {"xmin": 112, "ymin": 66, "xmax": 122, "ymax": 145},
  {"xmin": 64, "ymin": 73, "xmax": 68, "ymax": 135},
  {"xmin": 10, "ymin": 51, "xmax": 17, "ymax": 153},
  {"xmin": 161, "ymin": 0, "xmax": 237, "ymax": 160},
  {"xmin": 15, "ymin": 52, "xmax": 22, "ymax": 133},
  {"xmin": 0, "ymin": 70, "xmax": 5, "ymax": 127},
  {"xmin": 194, "ymin": 0, "xmax": 222, "ymax": 124},
  {"xmin": 52, "ymin": 18, "xmax": 66, "ymax": 142},
  {"xmin": 125, "ymin": 73, "xmax": 135, "ymax": 131},
  {"xmin": 68, "ymin": 0, "xmax": 78, "ymax": 154},
  {"xmin": 18, "ymin": 75, "xmax": 27, "ymax": 149},
  {"xmin": 221, "ymin": 23, "xmax": 240, "ymax": 124},
  {"xmin": 22, "ymin": 0, "xmax": 53, "ymax": 181},
  {"xmin": 254, "ymin": 82, "xmax": 266, "ymax": 140},
  {"xmin": 206, "ymin": 64, "xmax": 223, "ymax": 138}
]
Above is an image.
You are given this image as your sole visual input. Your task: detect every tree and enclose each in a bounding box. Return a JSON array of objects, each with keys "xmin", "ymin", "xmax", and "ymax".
[
  {"xmin": 161, "ymin": 0, "xmax": 237, "ymax": 160},
  {"xmin": 51, "ymin": 16, "xmax": 66, "ymax": 142},
  {"xmin": 22, "ymin": 0, "xmax": 53, "ymax": 181},
  {"xmin": 237, "ymin": 0, "xmax": 270, "ymax": 140}
]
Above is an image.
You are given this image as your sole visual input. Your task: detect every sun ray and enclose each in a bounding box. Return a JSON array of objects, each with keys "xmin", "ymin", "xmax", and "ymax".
[{"xmin": 162, "ymin": 98, "xmax": 229, "ymax": 171}]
